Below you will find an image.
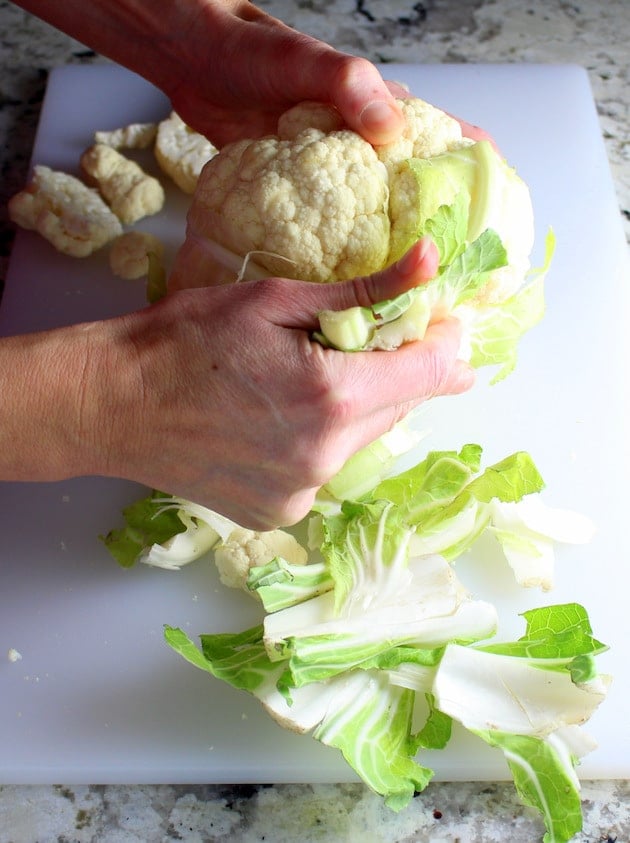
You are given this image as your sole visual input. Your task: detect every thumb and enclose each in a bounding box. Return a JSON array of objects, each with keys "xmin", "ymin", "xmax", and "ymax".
[
  {"xmin": 271, "ymin": 238, "xmax": 439, "ymax": 330},
  {"xmin": 324, "ymin": 55, "xmax": 406, "ymax": 145},
  {"xmin": 320, "ymin": 238, "xmax": 439, "ymax": 313},
  {"xmin": 354, "ymin": 237, "xmax": 440, "ymax": 307}
]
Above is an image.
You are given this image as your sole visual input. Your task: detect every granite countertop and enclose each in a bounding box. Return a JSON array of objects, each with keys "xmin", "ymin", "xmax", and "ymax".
[{"xmin": 1, "ymin": 1, "xmax": 629, "ymax": 841}]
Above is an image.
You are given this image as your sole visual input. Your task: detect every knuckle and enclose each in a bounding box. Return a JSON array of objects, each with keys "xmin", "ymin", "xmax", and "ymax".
[
  {"xmin": 248, "ymin": 276, "xmax": 283, "ymax": 299},
  {"xmin": 272, "ymin": 491, "xmax": 318, "ymax": 530},
  {"xmin": 421, "ymin": 345, "xmax": 457, "ymax": 398},
  {"xmin": 302, "ymin": 345, "xmax": 352, "ymax": 404},
  {"xmin": 289, "ymin": 442, "xmax": 341, "ymax": 490}
]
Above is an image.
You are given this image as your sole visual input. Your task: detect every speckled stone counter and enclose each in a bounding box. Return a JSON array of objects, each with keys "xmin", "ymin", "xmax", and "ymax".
[
  {"xmin": 1, "ymin": 1, "xmax": 629, "ymax": 841},
  {"xmin": 0, "ymin": 780, "xmax": 627, "ymax": 842}
]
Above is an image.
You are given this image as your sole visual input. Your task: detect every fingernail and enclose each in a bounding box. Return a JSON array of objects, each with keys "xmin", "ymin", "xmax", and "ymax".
[
  {"xmin": 448, "ymin": 362, "xmax": 476, "ymax": 394},
  {"xmin": 395, "ymin": 246, "xmax": 420, "ymax": 275},
  {"xmin": 416, "ymin": 235, "xmax": 432, "ymax": 260},
  {"xmin": 395, "ymin": 237, "xmax": 432, "ymax": 275},
  {"xmin": 359, "ymin": 100, "xmax": 401, "ymax": 135}
]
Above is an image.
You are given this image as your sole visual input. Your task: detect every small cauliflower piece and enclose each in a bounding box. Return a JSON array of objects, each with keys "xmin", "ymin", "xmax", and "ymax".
[
  {"xmin": 214, "ymin": 527, "xmax": 308, "ymax": 592},
  {"xmin": 94, "ymin": 121, "xmax": 158, "ymax": 150},
  {"xmin": 80, "ymin": 143, "xmax": 165, "ymax": 225},
  {"xmin": 8, "ymin": 164, "xmax": 123, "ymax": 257},
  {"xmin": 109, "ymin": 230, "xmax": 165, "ymax": 280},
  {"xmin": 154, "ymin": 111, "xmax": 218, "ymax": 194}
]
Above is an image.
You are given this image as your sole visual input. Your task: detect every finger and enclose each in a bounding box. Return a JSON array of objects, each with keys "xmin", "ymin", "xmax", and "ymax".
[
  {"xmin": 437, "ymin": 358, "xmax": 476, "ymax": 396},
  {"xmin": 266, "ymin": 239, "xmax": 439, "ymax": 330},
  {"xmin": 324, "ymin": 55, "xmax": 406, "ymax": 144},
  {"xmin": 251, "ymin": 363, "xmax": 473, "ymax": 530},
  {"xmin": 260, "ymin": 486, "xmax": 321, "ymax": 530},
  {"xmin": 385, "ymin": 80, "xmax": 412, "ymax": 98},
  {"xmin": 352, "ymin": 238, "xmax": 440, "ymax": 308},
  {"xmin": 244, "ymin": 24, "xmax": 405, "ymax": 146},
  {"xmin": 305, "ymin": 317, "xmax": 473, "ymax": 411},
  {"xmin": 345, "ymin": 318, "xmax": 474, "ymax": 406},
  {"xmin": 445, "ymin": 112, "xmax": 501, "ymax": 155}
]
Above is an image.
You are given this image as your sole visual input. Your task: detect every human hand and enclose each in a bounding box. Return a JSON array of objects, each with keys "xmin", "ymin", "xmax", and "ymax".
[
  {"xmin": 165, "ymin": 3, "xmax": 495, "ymax": 150},
  {"xmin": 91, "ymin": 240, "xmax": 473, "ymax": 530},
  {"xmin": 167, "ymin": 2, "xmax": 493, "ymax": 149},
  {"xmin": 16, "ymin": 0, "xmax": 491, "ymax": 147},
  {"xmin": 163, "ymin": 0, "xmax": 406, "ymax": 147}
]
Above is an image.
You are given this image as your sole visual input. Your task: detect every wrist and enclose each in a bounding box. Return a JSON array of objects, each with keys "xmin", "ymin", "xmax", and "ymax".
[
  {"xmin": 70, "ymin": 315, "xmax": 147, "ymax": 484},
  {"xmin": 0, "ymin": 317, "xmax": 142, "ymax": 484}
]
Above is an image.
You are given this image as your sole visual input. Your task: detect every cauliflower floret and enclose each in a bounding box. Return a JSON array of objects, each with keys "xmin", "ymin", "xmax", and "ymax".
[
  {"xmin": 277, "ymin": 101, "xmax": 346, "ymax": 139},
  {"xmin": 214, "ymin": 527, "xmax": 308, "ymax": 592},
  {"xmin": 154, "ymin": 111, "xmax": 218, "ymax": 194},
  {"xmin": 375, "ymin": 98, "xmax": 468, "ymax": 166},
  {"xmin": 80, "ymin": 143, "xmax": 165, "ymax": 225},
  {"xmin": 94, "ymin": 121, "xmax": 158, "ymax": 150},
  {"xmin": 8, "ymin": 164, "xmax": 123, "ymax": 257},
  {"xmin": 109, "ymin": 230, "xmax": 165, "ymax": 280},
  {"xmin": 170, "ymin": 126, "xmax": 390, "ymax": 290}
]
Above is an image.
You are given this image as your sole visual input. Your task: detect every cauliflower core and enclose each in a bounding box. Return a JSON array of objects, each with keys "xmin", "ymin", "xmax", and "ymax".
[
  {"xmin": 169, "ymin": 99, "xmax": 469, "ymax": 292},
  {"xmin": 8, "ymin": 164, "xmax": 123, "ymax": 257}
]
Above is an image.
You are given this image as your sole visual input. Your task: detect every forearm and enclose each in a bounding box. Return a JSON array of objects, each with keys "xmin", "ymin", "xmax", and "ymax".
[
  {"xmin": 14, "ymin": 0, "xmax": 406, "ymax": 146},
  {"xmin": 0, "ymin": 320, "xmax": 133, "ymax": 483},
  {"xmin": 14, "ymin": 0, "xmax": 213, "ymax": 99}
]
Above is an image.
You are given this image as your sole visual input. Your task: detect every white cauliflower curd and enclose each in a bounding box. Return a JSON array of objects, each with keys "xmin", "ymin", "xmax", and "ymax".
[
  {"xmin": 80, "ymin": 143, "xmax": 165, "ymax": 225},
  {"xmin": 94, "ymin": 121, "xmax": 158, "ymax": 151},
  {"xmin": 167, "ymin": 96, "xmax": 547, "ymax": 374},
  {"xmin": 109, "ymin": 230, "xmax": 165, "ymax": 280},
  {"xmin": 8, "ymin": 164, "xmax": 123, "ymax": 257},
  {"xmin": 154, "ymin": 111, "xmax": 218, "ymax": 194},
  {"xmin": 168, "ymin": 98, "xmax": 488, "ymax": 292}
]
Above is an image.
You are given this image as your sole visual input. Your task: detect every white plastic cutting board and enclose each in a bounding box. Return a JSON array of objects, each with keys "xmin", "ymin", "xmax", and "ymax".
[{"xmin": 1, "ymin": 64, "xmax": 628, "ymax": 785}]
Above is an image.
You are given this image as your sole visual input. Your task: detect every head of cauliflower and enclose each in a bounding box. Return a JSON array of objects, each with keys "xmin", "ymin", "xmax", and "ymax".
[{"xmin": 169, "ymin": 97, "xmax": 535, "ymax": 310}]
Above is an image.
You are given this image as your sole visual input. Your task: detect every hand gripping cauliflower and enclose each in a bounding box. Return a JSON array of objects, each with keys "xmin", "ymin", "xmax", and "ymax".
[
  {"xmin": 8, "ymin": 164, "xmax": 123, "ymax": 257},
  {"xmin": 168, "ymin": 97, "xmax": 547, "ymax": 377},
  {"xmin": 80, "ymin": 143, "xmax": 165, "ymax": 225}
]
